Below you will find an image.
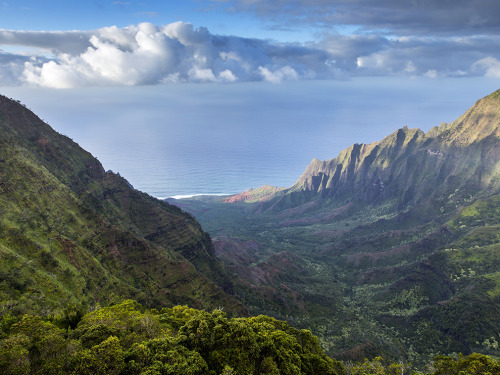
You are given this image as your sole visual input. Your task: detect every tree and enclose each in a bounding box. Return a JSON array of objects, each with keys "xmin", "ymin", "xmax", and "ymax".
[
  {"xmin": 431, "ymin": 353, "xmax": 500, "ymax": 375},
  {"xmin": 71, "ymin": 336, "xmax": 125, "ymax": 375}
]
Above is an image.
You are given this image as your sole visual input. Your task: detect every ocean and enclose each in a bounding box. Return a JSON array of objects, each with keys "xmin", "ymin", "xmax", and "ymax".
[{"xmin": 3, "ymin": 77, "xmax": 499, "ymax": 198}]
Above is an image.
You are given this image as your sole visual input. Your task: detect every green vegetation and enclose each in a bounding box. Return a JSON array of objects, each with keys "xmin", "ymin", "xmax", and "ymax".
[
  {"xmin": 1, "ymin": 300, "xmax": 498, "ymax": 374},
  {"xmin": 0, "ymin": 300, "xmax": 344, "ymax": 374},
  {"xmin": 0, "ymin": 94, "xmax": 244, "ymax": 318},
  {"xmin": 2, "ymin": 90, "xmax": 500, "ymax": 372}
]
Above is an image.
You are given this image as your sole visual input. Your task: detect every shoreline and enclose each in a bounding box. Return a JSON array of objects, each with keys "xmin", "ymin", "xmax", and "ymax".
[{"xmin": 160, "ymin": 193, "xmax": 234, "ymax": 200}]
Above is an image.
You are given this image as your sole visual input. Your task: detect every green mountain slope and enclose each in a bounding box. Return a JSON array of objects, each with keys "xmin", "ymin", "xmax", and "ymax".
[
  {"xmin": 173, "ymin": 89, "xmax": 500, "ymax": 367},
  {"xmin": 0, "ymin": 95, "xmax": 245, "ymax": 316}
]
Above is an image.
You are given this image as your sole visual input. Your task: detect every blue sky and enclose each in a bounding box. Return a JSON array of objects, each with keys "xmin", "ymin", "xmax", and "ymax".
[
  {"xmin": 0, "ymin": 1, "xmax": 311, "ymax": 41},
  {"xmin": 0, "ymin": 2, "xmax": 235, "ymax": 33},
  {"xmin": 1, "ymin": 0, "xmax": 500, "ymax": 86},
  {"xmin": 0, "ymin": 1, "xmax": 367, "ymax": 42}
]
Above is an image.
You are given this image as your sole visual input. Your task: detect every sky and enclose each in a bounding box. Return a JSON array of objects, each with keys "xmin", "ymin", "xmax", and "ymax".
[
  {"xmin": 1, "ymin": 0, "xmax": 500, "ymax": 86},
  {"xmin": 1, "ymin": 1, "xmax": 500, "ymax": 196}
]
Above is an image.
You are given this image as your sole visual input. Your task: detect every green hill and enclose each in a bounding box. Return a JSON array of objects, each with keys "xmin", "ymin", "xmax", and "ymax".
[
  {"xmin": 0, "ymin": 94, "xmax": 245, "ymax": 317},
  {"xmin": 1, "ymin": 88, "xmax": 499, "ymax": 371}
]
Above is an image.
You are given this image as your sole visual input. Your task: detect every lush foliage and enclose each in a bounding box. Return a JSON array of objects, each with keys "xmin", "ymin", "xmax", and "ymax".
[
  {"xmin": 0, "ymin": 94, "xmax": 244, "ymax": 318},
  {"xmin": 0, "ymin": 300, "xmax": 345, "ymax": 374},
  {"xmin": 2, "ymin": 86, "xmax": 500, "ymax": 373},
  {"xmin": 1, "ymin": 300, "xmax": 498, "ymax": 374}
]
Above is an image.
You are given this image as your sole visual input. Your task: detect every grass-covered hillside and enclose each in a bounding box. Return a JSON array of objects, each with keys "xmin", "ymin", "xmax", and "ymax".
[{"xmin": 0, "ymin": 94, "xmax": 244, "ymax": 317}]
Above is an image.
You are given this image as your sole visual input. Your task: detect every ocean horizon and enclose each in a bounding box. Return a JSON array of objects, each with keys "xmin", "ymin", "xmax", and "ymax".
[{"xmin": 4, "ymin": 78, "xmax": 499, "ymax": 199}]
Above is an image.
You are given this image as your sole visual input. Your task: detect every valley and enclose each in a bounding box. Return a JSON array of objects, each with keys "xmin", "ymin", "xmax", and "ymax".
[
  {"xmin": 170, "ymin": 89, "xmax": 500, "ymax": 366},
  {"xmin": 0, "ymin": 89, "xmax": 498, "ymax": 373}
]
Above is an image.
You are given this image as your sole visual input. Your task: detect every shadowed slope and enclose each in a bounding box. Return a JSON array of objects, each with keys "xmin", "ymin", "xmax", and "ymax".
[{"xmin": 0, "ymin": 94, "xmax": 245, "ymax": 316}]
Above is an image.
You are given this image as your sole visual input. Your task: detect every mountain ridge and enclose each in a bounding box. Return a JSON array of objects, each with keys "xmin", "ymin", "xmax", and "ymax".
[
  {"xmin": 0, "ymin": 94, "xmax": 245, "ymax": 316},
  {"xmin": 226, "ymin": 89, "xmax": 500, "ymax": 215}
]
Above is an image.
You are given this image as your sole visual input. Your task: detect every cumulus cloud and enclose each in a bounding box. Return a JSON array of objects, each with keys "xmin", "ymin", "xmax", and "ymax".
[
  {"xmin": 215, "ymin": 0, "xmax": 500, "ymax": 36},
  {"xmin": 258, "ymin": 66, "xmax": 299, "ymax": 83},
  {"xmin": 1, "ymin": 21, "xmax": 499, "ymax": 87},
  {"xmin": 472, "ymin": 57, "xmax": 500, "ymax": 78},
  {"xmin": 1, "ymin": 22, "xmax": 337, "ymax": 87}
]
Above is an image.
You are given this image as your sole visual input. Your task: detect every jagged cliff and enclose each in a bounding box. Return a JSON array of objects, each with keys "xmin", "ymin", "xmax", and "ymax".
[{"xmin": 265, "ymin": 89, "xmax": 500, "ymax": 211}]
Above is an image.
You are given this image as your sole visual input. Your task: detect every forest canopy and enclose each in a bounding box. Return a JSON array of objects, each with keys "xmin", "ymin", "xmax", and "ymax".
[{"xmin": 1, "ymin": 300, "xmax": 498, "ymax": 374}]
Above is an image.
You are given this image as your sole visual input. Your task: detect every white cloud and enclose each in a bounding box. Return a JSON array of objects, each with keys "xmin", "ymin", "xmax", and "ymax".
[
  {"xmin": 188, "ymin": 67, "xmax": 217, "ymax": 82},
  {"xmin": 6, "ymin": 22, "xmax": 333, "ymax": 87},
  {"xmin": 23, "ymin": 59, "xmax": 79, "ymax": 88},
  {"xmin": 472, "ymin": 57, "xmax": 500, "ymax": 78},
  {"xmin": 350, "ymin": 35, "xmax": 500, "ymax": 77},
  {"xmin": 1, "ymin": 21, "xmax": 500, "ymax": 87},
  {"xmin": 258, "ymin": 66, "xmax": 298, "ymax": 83},
  {"xmin": 218, "ymin": 69, "xmax": 237, "ymax": 82}
]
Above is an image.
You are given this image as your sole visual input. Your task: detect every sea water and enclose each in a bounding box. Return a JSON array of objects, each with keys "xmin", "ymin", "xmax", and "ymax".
[{"xmin": 4, "ymin": 77, "xmax": 499, "ymax": 198}]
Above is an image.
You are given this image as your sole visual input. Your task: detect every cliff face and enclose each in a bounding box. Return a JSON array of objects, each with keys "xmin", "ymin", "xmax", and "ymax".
[
  {"xmin": 259, "ymin": 90, "xmax": 500, "ymax": 212},
  {"xmin": 0, "ymin": 95, "xmax": 245, "ymax": 316}
]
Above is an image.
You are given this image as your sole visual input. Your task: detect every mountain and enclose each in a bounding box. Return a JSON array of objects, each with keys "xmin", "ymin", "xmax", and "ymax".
[
  {"xmin": 172, "ymin": 89, "xmax": 500, "ymax": 366},
  {"xmin": 253, "ymin": 89, "xmax": 499, "ymax": 213},
  {"xmin": 0, "ymin": 94, "xmax": 245, "ymax": 316}
]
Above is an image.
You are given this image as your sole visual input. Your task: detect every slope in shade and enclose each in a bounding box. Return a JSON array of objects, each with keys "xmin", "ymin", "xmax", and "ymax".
[{"xmin": 0, "ymin": 94, "xmax": 245, "ymax": 316}]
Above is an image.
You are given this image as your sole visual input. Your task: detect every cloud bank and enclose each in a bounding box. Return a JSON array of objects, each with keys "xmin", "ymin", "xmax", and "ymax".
[
  {"xmin": 1, "ymin": 21, "xmax": 499, "ymax": 87},
  {"xmin": 1, "ymin": 23, "xmax": 336, "ymax": 87}
]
